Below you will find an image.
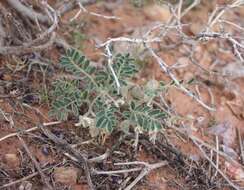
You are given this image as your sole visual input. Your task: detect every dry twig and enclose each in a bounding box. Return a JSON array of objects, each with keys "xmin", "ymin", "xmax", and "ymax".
[
  {"xmin": 0, "ymin": 121, "xmax": 61, "ymax": 142},
  {"xmin": 39, "ymin": 124, "xmax": 95, "ymax": 190},
  {"xmin": 123, "ymin": 161, "xmax": 168, "ymax": 190},
  {"xmin": 192, "ymin": 138, "xmax": 241, "ymax": 190},
  {"xmin": 70, "ymin": 0, "xmax": 120, "ymax": 22},
  {"xmin": 16, "ymin": 135, "xmax": 53, "ymax": 189},
  {"xmin": 0, "ymin": 164, "xmax": 57, "ymax": 189}
]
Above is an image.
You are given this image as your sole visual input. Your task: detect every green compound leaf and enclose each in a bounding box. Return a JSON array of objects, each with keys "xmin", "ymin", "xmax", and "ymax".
[
  {"xmin": 112, "ymin": 53, "xmax": 138, "ymax": 85},
  {"xmin": 124, "ymin": 102, "xmax": 166, "ymax": 131},
  {"xmin": 96, "ymin": 106, "xmax": 117, "ymax": 132},
  {"xmin": 60, "ymin": 48, "xmax": 98, "ymax": 88},
  {"xmin": 95, "ymin": 70, "xmax": 110, "ymax": 87},
  {"xmin": 49, "ymin": 80, "xmax": 87, "ymax": 121}
]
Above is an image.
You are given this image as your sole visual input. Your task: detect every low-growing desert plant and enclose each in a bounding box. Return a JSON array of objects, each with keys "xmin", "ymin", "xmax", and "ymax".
[{"xmin": 50, "ymin": 48, "xmax": 168, "ymax": 134}]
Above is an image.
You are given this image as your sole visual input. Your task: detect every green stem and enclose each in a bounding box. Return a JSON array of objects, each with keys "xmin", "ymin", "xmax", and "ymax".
[{"xmin": 69, "ymin": 58, "xmax": 99, "ymax": 89}]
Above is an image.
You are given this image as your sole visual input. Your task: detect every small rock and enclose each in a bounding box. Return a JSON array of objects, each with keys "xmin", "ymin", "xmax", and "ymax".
[
  {"xmin": 3, "ymin": 153, "xmax": 20, "ymax": 168},
  {"xmin": 41, "ymin": 146, "xmax": 50, "ymax": 156},
  {"xmin": 222, "ymin": 62, "xmax": 244, "ymax": 79},
  {"xmin": 73, "ymin": 184, "xmax": 89, "ymax": 190},
  {"xmin": 144, "ymin": 4, "xmax": 171, "ymax": 22},
  {"xmin": 19, "ymin": 181, "xmax": 32, "ymax": 190},
  {"xmin": 177, "ymin": 57, "xmax": 189, "ymax": 67},
  {"xmin": 190, "ymin": 22, "xmax": 204, "ymax": 35},
  {"xmin": 53, "ymin": 167, "xmax": 78, "ymax": 185},
  {"xmin": 183, "ymin": 72, "xmax": 194, "ymax": 82}
]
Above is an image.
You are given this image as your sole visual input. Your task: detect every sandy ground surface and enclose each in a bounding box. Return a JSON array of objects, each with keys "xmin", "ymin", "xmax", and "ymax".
[{"xmin": 0, "ymin": 0, "xmax": 244, "ymax": 189}]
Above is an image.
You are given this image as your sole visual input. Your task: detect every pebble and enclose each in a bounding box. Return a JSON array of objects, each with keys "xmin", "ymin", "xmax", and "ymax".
[
  {"xmin": 53, "ymin": 167, "xmax": 78, "ymax": 185},
  {"xmin": 144, "ymin": 4, "xmax": 171, "ymax": 22},
  {"xmin": 3, "ymin": 153, "xmax": 20, "ymax": 168}
]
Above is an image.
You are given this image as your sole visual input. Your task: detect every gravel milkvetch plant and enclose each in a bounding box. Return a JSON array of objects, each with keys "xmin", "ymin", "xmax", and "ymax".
[{"xmin": 50, "ymin": 48, "xmax": 168, "ymax": 135}]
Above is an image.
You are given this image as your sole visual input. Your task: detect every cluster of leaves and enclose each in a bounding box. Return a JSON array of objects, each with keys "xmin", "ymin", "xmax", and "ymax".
[
  {"xmin": 50, "ymin": 48, "xmax": 167, "ymax": 133},
  {"xmin": 124, "ymin": 102, "xmax": 166, "ymax": 131},
  {"xmin": 49, "ymin": 80, "xmax": 88, "ymax": 121}
]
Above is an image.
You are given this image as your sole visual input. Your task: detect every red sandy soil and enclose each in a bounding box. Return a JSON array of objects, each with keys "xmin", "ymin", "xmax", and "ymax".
[{"xmin": 0, "ymin": 0, "xmax": 243, "ymax": 189}]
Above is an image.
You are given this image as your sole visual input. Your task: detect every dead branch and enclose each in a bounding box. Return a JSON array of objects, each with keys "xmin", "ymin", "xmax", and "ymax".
[
  {"xmin": 57, "ymin": 0, "xmax": 97, "ymax": 16},
  {"xmin": 39, "ymin": 124, "xmax": 95, "ymax": 190},
  {"xmin": 0, "ymin": 0, "xmax": 58, "ymax": 56},
  {"xmin": 0, "ymin": 121, "xmax": 61, "ymax": 142},
  {"xmin": 0, "ymin": 32, "xmax": 56, "ymax": 55},
  {"xmin": 17, "ymin": 134, "xmax": 53, "ymax": 189},
  {"xmin": 92, "ymin": 160, "xmax": 167, "ymax": 189},
  {"xmin": 192, "ymin": 138, "xmax": 241, "ymax": 190},
  {"xmin": 123, "ymin": 161, "xmax": 168, "ymax": 190},
  {"xmin": 98, "ymin": 35, "xmax": 215, "ymax": 111},
  {"xmin": 92, "ymin": 167, "xmax": 142, "ymax": 175},
  {"xmin": 0, "ymin": 18, "xmax": 6, "ymax": 46},
  {"xmin": 6, "ymin": 0, "xmax": 49, "ymax": 23},
  {"xmin": 70, "ymin": 0, "xmax": 121, "ymax": 22},
  {"xmin": 0, "ymin": 164, "xmax": 57, "ymax": 189},
  {"xmin": 237, "ymin": 128, "xmax": 244, "ymax": 165},
  {"xmin": 0, "ymin": 0, "xmax": 98, "ymax": 56}
]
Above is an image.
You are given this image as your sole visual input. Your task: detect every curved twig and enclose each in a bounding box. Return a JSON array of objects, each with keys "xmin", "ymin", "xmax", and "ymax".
[
  {"xmin": 0, "ymin": 32, "xmax": 56, "ymax": 55},
  {"xmin": 6, "ymin": 0, "xmax": 49, "ymax": 23}
]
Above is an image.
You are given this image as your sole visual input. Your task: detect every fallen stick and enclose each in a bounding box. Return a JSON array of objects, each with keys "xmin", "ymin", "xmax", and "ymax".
[
  {"xmin": 124, "ymin": 161, "xmax": 168, "ymax": 190},
  {"xmin": 16, "ymin": 135, "xmax": 53, "ymax": 190},
  {"xmin": 0, "ymin": 121, "xmax": 61, "ymax": 142},
  {"xmin": 39, "ymin": 125, "xmax": 95, "ymax": 190},
  {"xmin": 0, "ymin": 165, "xmax": 55, "ymax": 189}
]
